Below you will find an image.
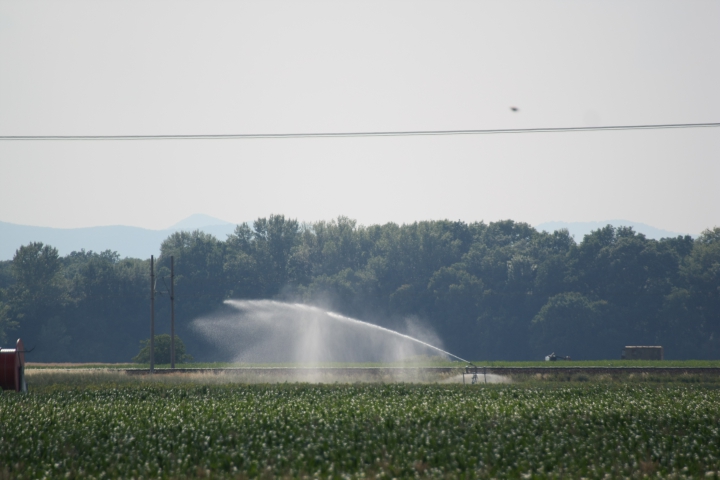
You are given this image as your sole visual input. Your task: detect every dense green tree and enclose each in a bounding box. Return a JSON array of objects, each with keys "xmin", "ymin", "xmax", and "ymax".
[
  {"xmin": 0, "ymin": 299, "xmax": 16, "ymax": 345},
  {"xmin": 245, "ymin": 215, "xmax": 300, "ymax": 296},
  {"xmin": 569, "ymin": 226, "xmax": 684, "ymax": 350},
  {"xmin": 0, "ymin": 260, "xmax": 17, "ymax": 343},
  {"xmin": 64, "ymin": 250, "xmax": 149, "ymax": 362},
  {"xmin": 132, "ymin": 334, "xmax": 193, "ymax": 364},
  {"xmin": 427, "ymin": 265, "xmax": 484, "ymax": 354},
  {"xmin": 3, "ymin": 243, "xmax": 70, "ymax": 360},
  {"xmin": 306, "ymin": 217, "xmax": 364, "ymax": 276},
  {"xmin": 530, "ymin": 292, "xmax": 609, "ymax": 359},
  {"xmin": 224, "ymin": 223, "xmax": 260, "ymax": 298},
  {"xmin": 159, "ymin": 230, "xmax": 226, "ymax": 318},
  {"xmin": 459, "ymin": 223, "xmax": 572, "ymax": 360},
  {"xmin": 0, "ymin": 260, "xmax": 13, "ymax": 291},
  {"xmin": 670, "ymin": 228, "xmax": 720, "ymax": 358}
]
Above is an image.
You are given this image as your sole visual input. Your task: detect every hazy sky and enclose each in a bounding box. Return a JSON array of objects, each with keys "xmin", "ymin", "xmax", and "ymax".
[{"xmin": 1, "ymin": 0, "xmax": 718, "ymax": 234}]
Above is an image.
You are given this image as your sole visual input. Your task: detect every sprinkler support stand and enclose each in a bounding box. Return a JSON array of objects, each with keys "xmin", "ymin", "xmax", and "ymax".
[{"xmin": 463, "ymin": 363, "xmax": 486, "ymax": 385}]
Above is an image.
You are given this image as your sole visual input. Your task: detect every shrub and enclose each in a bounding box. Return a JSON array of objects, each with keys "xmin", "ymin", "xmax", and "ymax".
[{"xmin": 132, "ymin": 334, "xmax": 193, "ymax": 364}]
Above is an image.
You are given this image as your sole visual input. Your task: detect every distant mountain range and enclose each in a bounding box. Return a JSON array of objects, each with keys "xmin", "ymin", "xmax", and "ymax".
[
  {"xmin": 0, "ymin": 214, "xmax": 239, "ymax": 261},
  {"xmin": 0, "ymin": 215, "xmax": 692, "ymax": 261}
]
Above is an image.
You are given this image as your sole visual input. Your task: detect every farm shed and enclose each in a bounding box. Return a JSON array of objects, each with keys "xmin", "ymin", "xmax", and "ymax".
[{"xmin": 621, "ymin": 346, "xmax": 663, "ymax": 360}]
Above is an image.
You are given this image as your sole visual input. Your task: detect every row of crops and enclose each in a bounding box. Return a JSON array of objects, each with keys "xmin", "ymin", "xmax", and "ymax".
[{"xmin": 2, "ymin": 383, "xmax": 720, "ymax": 478}]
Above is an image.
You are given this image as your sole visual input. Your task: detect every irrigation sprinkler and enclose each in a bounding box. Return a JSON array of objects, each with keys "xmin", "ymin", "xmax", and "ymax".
[{"xmin": 0, "ymin": 339, "xmax": 28, "ymax": 392}]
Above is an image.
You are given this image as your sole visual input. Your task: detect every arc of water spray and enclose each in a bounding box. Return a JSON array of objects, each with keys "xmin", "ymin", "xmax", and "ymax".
[
  {"xmin": 321, "ymin": 309, "xmax": 472, "ymax": 364},
  {"xmin": 225, "ymin": 300, "xmax": 472, "ymax": 364}
]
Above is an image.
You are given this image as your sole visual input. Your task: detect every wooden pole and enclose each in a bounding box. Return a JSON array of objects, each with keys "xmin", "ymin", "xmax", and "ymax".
[
  {"xmin": 150, "ymin": 255, "xmax": 155, "ymax": 373},
  {"xmin": 171, "ymin": 255, "xmax": 175, "ymax": 369}
]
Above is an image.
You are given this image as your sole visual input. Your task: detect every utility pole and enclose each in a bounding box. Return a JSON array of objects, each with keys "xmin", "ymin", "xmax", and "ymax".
[
  {"xmin": 170, "ymin": 255, "xmax": 175, "ymax": 369},
  {"xmin": 150, "ymin": 255, "xmax": 155, "ymax": 373}
]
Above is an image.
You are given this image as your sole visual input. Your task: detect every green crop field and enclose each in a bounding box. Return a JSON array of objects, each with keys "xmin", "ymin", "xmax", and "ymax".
[{"xmin": 2, "ymin": 378, "xmax": 720, "ymax": 479}]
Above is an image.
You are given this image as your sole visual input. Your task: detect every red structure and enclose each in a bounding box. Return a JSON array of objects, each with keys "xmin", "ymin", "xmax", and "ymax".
[{"xmin": 0, "ymin": 339, "xmax": 27, "ymax": 392}]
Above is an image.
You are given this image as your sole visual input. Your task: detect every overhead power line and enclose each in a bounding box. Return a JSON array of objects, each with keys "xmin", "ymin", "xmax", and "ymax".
[{"xmin": 0, "ymin": 122, "xmax": 718, "ymax": 141}]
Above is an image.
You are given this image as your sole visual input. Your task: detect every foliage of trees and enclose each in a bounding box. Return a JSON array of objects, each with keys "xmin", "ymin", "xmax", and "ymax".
[
  {"xmin": 0, "ymin": 246, "xmax": 147, "ymax": 361},
  {"xmin": 0, "ymin": 215, "xmax": 718, "ymax": 362}
]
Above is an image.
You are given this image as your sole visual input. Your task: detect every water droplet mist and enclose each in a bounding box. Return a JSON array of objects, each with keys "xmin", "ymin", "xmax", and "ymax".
[{"xmin": 192, "ymin": 300, "xmax": 470, "ymax": 364}]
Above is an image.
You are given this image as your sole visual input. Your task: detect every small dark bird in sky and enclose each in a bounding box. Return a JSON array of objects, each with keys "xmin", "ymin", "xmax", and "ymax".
[{"xmin": 510, "ymin": 106, "xmax": 519, "ymax": 112}]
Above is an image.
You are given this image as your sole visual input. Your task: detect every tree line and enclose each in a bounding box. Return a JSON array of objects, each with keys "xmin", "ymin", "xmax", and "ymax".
[{"xmin": 0, "ymin": 215, "xmax": 718, "ymax": 362}]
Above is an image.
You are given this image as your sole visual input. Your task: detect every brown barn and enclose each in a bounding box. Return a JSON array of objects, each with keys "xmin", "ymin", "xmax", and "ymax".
[{"xmin": 621, "ymin": 346, "xmax": 663, "ymax": 360}]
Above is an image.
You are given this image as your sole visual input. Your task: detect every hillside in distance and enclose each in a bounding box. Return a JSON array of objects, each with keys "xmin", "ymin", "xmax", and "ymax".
[{"xmin": 0, "ymin": 214, "xmax": 238, "ymax": 260}]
